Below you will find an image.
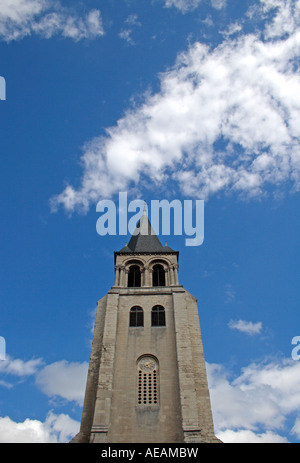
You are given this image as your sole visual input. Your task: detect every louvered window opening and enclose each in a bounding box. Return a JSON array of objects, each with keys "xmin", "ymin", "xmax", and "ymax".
[{"xmin": 138, "ymin": 369, "xmax": 158, "ymax": 406}]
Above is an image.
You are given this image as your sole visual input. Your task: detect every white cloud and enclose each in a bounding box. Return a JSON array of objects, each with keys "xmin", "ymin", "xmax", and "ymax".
[
  {"xmin": 51, "ymin": 0, "xmax": 300, "ymax": 213},
  {"xmin": 221, "ymin": 21, "xmax": 243, "ymax": 38},
  {"xmin": 0, "ymin": 356, "xmax": 84, "ymax": 442},
  {"xmin": 0, "ymin": 412, "xmax": 79, "ymax": 443},
  {"xmin": 0, "ymin": 0, "xmax": 104, "ymax": 42},
  {"xmin": 261, "ymin": 0, "xmax": 300, "ymax": 39},
  {"xmin": 208, "ymin": 357, "xmax": 300, "ymax": 442},
  {"xmin": 217, "ymin": 428, "xmax": 289, "ymax": 443},
  {"xmin": 164, "ymin": 0, "xmax": 203, "ymax": 12},
  {"xmin": 291, "ymin": 417, "xmax": 300, "ymax": 439},
  {"xmin": 211, "ymin": 0, "xmax": 227, "ymax": 10},
  {"xmin": 35, "ymin": 360, "xmax": 88, "ymax": 405},
  {"xmin": 0, "ymin": 355, "xmax": 43, "ymax": 376},
  {"xmin": 0, "ymin": 355, "xmax": 88, "ymax": 405},
  {"xmin": 228, "ymin": 319, "xmax": 263, "ymax": 336},
  {"xmin": 163, "ymin": 0, "xmax": 226, "ymax": 12}
]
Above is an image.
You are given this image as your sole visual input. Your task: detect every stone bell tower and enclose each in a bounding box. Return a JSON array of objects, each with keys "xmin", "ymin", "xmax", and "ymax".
[{"xmin": 72, "ymin": 208, "xmax": 220, "ymax": 443}]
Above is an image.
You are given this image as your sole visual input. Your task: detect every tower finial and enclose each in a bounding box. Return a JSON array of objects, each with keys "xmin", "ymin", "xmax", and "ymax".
[{"xmin": 143, "ymin": 200, "xmax": 147, "ymax": 214}]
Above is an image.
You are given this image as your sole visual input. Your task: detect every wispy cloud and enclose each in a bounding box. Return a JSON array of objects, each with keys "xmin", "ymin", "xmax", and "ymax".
[
  {"xmin": 119, "ymin": 14, "xmax": 141, "ymax": 45},
  {"xmin": 0, "ymin": 355, "xmax": 43, "ymax": 376},
  {"xmin": 51, "ymin": 0, "xmax": 300, "ymax": 214},
  {"xmin": 163, "ymin": 0, "xmax": 226, "ymax": 13},
  {"xmin": 0, "ymin": 0, "xmax": 104, "ymax": 42},
  {"xmin": 224, "ymin": 284, "xmax": 236, "ymax": 303},
  {"xmin": 228, "ymin": 319, "xmax": 263, "ymax": 336},
  {"xmin": 211, "ymin": 0, "xmax": 227, "ymax": 9},
  {"xmin": 163, "ymin": 0, "xmax": 203, "ymax": 12}
]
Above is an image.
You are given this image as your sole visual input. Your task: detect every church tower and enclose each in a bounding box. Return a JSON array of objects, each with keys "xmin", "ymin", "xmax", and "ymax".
[{"xmin": 72, "ymin": 208, "xmax": 220, "ymax": 443}]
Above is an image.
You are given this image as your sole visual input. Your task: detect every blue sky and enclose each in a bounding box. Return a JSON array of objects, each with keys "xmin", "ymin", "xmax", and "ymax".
[{"xmin": 0, "ymin": 0, "xmax": 300, "ymax": 443}]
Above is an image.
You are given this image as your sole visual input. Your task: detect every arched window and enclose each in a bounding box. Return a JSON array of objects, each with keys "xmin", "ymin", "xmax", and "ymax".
[
  {"xmin": 128, "ymin": 265, "xmax": 141, "ymax": 287},
  {"xmin": 129, "ymin": 306, "xmax": 144, "ymax": 327},
  {"xmin": 151, "ymin": 305, "xmax": 166, "ymax": 327},
  {"xmin": 137, "ymin": 355, "xmax": 159, "ymax": 406},
  {"xmin": 152, "ymin": 264, "xmax": 165, "ymax": 287}
]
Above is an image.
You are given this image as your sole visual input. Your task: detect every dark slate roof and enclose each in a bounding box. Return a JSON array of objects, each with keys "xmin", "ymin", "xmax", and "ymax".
[{"xmin": 116, "ymin": 209, "xmax": 177, "ymax": 255}]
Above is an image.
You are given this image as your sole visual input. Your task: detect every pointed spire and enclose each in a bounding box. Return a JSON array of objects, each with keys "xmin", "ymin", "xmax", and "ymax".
[{"xmin": 117, "ymin": 205, "xmax": 176, "ymax": 254}]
